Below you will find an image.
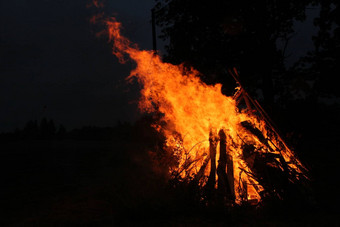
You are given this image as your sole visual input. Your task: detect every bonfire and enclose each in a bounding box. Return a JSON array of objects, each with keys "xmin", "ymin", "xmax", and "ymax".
[{"xmin": 106, "ymin": 17, "xmax": 309, "ymax": 206}]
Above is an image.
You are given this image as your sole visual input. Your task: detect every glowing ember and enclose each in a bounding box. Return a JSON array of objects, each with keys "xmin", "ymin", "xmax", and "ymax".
[{"xmin": 106, "ymin": 18, "xmax": 307, "ymax": 204}]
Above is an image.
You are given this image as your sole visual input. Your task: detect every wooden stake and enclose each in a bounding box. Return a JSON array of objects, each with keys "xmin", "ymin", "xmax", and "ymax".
[
  {"xmin": 217, "ymin": 129, "xmax": 234, "ymax": 202},
  {"xmin": 206, "ymin": 129, "xmax": 218, "ymax": 189},
  {"xmin": 226, "ymin": 134, "xmax": 235, "ymax": 200}
]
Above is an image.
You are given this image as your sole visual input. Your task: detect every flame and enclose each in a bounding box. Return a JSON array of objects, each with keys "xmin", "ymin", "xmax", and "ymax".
[
  {"xmin": 87, "ymin": 0, "xmax": 104, "ymax": 8},
  {"xmin": 106, "ymin": 18, "xmax": 307, "ymax": 204}
]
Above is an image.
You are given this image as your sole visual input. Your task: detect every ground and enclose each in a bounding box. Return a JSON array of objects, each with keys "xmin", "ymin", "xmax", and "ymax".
[{"xmin": 1, "ymin": 125, "xmax": 339, "ymax": 226}]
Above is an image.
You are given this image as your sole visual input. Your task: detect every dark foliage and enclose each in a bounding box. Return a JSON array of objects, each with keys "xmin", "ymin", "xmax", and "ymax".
[
  {"xmin": 154, "ymin": 0, "xmax": 310, "ymax": 104},
  {"xmin": 293, "ymin": 0, "xmax": 339, "ymax": 98},
  {"xmin": 0, "ymin": 118, "xmax": 58, "ymax": 141}
]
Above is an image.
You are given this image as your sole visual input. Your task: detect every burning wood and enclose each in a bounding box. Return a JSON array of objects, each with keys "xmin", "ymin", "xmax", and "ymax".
[
  {"xmin": 105, "ymin": 17, "xmax": 309, "ymax": 206},
  {"xmin": 206, "ymin": 130, "xmax": 217, "ymax": 190},
  {"xmin": 217, "ymin": 129, "xmax": 235, "ymax": 202}
]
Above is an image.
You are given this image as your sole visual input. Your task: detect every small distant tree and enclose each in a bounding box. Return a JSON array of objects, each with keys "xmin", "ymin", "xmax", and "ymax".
[
  {"xmin": 40, "ymin": 118, "xmax": 49, "ymax": 139},
  {"xmin": 56, "ymin": 124, "xmax": 67, "ymax": 140},
  {"xmin": 39, "ymin": 118, "xmax": 56, "ymax": 139},
  {"xmin": 23, "ymin": 120, "xmax": 39, "ymax": 139},
  {"xmin": 48, "ymin": 119, "xmax": 56, "ymax": 137}
]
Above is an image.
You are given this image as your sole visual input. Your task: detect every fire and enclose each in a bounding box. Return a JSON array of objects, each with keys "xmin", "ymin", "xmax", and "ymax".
[{"xmin": 106, "ymin": 18, "xmax": 308, "ymax": 204}]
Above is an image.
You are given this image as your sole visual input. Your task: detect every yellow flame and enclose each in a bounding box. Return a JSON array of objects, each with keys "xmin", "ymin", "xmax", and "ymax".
[{"xmin": 106, "ymin": 18, "xmax": 306, "ymax": 204}]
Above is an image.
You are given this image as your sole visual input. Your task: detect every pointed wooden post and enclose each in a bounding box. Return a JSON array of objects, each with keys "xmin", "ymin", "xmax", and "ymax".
[
  {"xmin": 206, "ymin": 129, "xmax": 218, "ymax": 190},
  {"xmin": 225, "ymin": 135, "xmax": 235, "ymax": 201},
  {"xmin": 217, "ymin": 129, "xmax": 236, "ymax": 202},
  {"xmin": 217, "ymin": 129, "xmax": 232, "ymax": 201},
  {"xmin": 233, "ymin": 68, "xmax": 252, "ymax": 112}
]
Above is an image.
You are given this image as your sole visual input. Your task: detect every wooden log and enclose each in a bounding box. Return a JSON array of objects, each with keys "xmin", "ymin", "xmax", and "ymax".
[
  {"xmin": 195, "ymin": 155, "xmax": 210, "ymax": 182},
  {"xmin": 205, "ymin": 130, "xmax": 218, "ymax": 189},
  {"xmin": 242, "ymin": 180, "xmax": 248, "ymax": 202},
  {"xmin": 225, "ymin": 134, "xmax": 235, "ymax": 200},
  {"xmin": 217, "ymin": 129, "xmax": 234, "ymax": 201},
  {"xmin": 241, "ymin": 121, "xmax": 272, "ymax": 150}
]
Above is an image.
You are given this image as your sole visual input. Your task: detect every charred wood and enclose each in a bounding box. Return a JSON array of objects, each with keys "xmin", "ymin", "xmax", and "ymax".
[
  {"xmin": 217, "ymin": 129, "xmax": 235, "ymax": 202},
  {"xmin": 206, "ymin": 130, "xmax": 218, "ymax": 190},
  {"xmin": 226, "ymin": 138, "xmax": 235, "ymax": 200},
  {"xmin": 195, "ymin": 156, "xmax": 210, "ymax": 183},
  {"xmin": 241, "ymin": 121, "xmax": 272, "ymax": 151}
]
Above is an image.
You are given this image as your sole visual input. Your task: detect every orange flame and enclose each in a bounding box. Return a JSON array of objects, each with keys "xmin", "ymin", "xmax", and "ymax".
[
  {"xmin": 87, "ymin": 0, "xmax": 104, "ymax": 8},
  {"xmin": 106, "ymin": 18, "xmax": 307, "ymax": 204}
]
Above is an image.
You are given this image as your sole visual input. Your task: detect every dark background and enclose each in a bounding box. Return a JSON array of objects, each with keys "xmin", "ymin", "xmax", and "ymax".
[
  {"xmin": 1, "ymin": 0, "xmax": 339, "ymax": 225},
  {"xmin": 0, "ymin": 0, "xmax": 157, "ymax": 132}
]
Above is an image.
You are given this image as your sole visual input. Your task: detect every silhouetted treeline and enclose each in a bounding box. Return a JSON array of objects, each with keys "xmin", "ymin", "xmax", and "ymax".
[
  {"xmin": 0, "ymin": 116, "xmax": 162, "ymax": 144},
  {"xmin": 0, "ymin": 118, "xmax": 62, "ymax": 141}
]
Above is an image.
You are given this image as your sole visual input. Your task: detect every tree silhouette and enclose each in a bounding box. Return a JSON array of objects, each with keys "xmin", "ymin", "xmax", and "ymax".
[
  {"xmin": 23, "ymin": 120, "xmax": 39, "ymax": 139},
  {"xmin": 154, "ymin": 0, "xmax": 312, "ymax": 108},
  {"xmin": 48, "ymin": 119, "xmax": 56, "ymax": 137},
  {"xmin": 39, "ymin": 118, "xmax": 56, "ymax": 139},
  {"xmin": 56, "ymin": 124, "xmax": 67, "ymax": 140},
  {"xmin": 294, "ymin": 0, "xmax": 339, "ymax": 99}
]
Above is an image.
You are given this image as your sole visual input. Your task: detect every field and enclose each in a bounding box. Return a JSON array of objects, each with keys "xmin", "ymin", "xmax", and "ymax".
[{"xmin": 1, "ymin": 120, "xmax": 339, "ymax": 226}]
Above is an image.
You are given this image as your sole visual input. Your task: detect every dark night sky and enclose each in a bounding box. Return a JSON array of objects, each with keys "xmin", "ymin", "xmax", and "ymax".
[
  {"xmin": 0, "ymin": 0, "xmax": 317, "ymax": 132},
  {"xmin": 0, "ymin": 0, "xmax": 158, "ymax": 132}
]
